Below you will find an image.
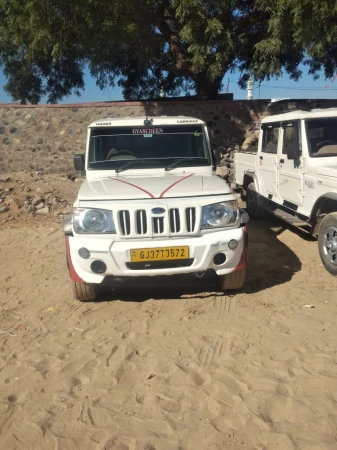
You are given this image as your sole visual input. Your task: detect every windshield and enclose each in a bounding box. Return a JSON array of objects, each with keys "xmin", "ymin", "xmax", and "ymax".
[
  {"xmin": 88, "ymin": 125, "xmax": 211, "ymax": 170},
  {"xmin": 306, "ymin": 118, "xmax": 337, "ymax": 157}
]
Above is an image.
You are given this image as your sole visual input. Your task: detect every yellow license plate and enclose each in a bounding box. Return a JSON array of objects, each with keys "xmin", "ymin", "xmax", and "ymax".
[{"xmin": 130, "ymin": 246, "xmax": 189, "ymax": 262}]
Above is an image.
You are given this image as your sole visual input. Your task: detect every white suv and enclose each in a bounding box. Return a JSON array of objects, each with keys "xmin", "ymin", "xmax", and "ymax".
[
  {"xmin": 63, "ymin": 116, "xmax": 248, "ymax": 301},
  {"xmin": 235, "ymin": 107, "xmax": 337, "ymax": 275}
]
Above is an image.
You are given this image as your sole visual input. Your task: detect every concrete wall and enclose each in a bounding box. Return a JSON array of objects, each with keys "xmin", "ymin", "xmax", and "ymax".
[{"xmin": 1, "ymin": 98, "xmax": 337, "ymax": 174}]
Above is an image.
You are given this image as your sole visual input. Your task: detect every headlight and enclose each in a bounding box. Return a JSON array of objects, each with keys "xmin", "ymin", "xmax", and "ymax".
[
  {"xmin": 73, "ymin": 208, "xmax": 116, "ymax": 234},
  {"xmin": 201, "ymin": 201, "xmax": 239, "ymax": 229}
]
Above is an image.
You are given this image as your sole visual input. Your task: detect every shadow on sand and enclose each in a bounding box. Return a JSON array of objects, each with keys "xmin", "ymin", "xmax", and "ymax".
[{"xmin": 93, "ymin": 217, "xmax": 302, "ymax": 302}]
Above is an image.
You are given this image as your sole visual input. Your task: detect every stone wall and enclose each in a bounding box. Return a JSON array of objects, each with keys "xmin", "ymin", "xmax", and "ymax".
[
  {"xmin": 1, "ymin": 98, "xmax": 337, "ymax": 174},
  {"xmin": 0, "ymin": 99, "xmax": 269, "ymax": 174}
]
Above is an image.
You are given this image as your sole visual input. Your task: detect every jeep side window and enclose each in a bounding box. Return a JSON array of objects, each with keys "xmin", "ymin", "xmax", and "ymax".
[
  {"xmin": 262, "ymin": 125, "xmax": 279, "ymax": 154},
  {"xmin": 307, "ymin": 118, "xmax": 337, "ymax": 157},
  {"xmin": 282, "ymin": 122, "xmax": 300, "ymax": 158}
]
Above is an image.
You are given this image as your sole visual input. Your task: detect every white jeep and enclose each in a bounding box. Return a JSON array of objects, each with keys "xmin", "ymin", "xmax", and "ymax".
[
  {"xmin": 63, "ymin": 116, "xmax": 249, "ymax": 301},
  {"xmin": 234, "ymin": 107, "xmax": 337, "ymax": 275}
]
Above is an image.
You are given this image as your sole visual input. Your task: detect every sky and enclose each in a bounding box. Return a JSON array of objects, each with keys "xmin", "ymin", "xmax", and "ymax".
[{"xmin": 1, "ymin": 65, "xmax": 337, "ymax": 104}]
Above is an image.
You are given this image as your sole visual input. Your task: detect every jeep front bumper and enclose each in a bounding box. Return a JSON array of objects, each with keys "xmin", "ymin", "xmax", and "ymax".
[{"xmin": 66, "ymin": 227, "xmax": 247, "ymax": 284}]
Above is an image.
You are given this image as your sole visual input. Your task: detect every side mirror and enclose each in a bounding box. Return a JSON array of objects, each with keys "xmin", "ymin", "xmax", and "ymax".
[
  {"xmin": 74, "ymin": 154, "xmax": 85, "ymax": 171},
  {"xmin": 212, "ymin": 149, "xmax": 222, "ymax": 166},
  {"xmin": 240, "ymin": 210, "xmax": 249, "ymax": 225},
  {"xmin": 62, "ymin": 214, "xmax": 73, "ymax": 236}
]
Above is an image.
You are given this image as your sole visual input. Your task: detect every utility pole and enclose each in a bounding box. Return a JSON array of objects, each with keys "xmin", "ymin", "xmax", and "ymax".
[
  {"xmin": 247, "ymin": 76, "xmax": 253, "ymax": 100},
  {"xmin": 226, "ymin": 78, "xmax": 230, "ymax": 93}
]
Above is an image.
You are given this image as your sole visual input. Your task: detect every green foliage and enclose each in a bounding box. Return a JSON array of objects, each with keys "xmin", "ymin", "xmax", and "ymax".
[
  {"xmin": 255, "ymin": 0, "xmax": 337, "ymax": 81},
  {"xmin": 0, "ymin": 0, "xmax": 336, "ymax": 103}
]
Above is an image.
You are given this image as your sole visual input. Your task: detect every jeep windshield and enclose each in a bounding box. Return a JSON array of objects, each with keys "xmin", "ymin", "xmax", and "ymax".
[
  {"xmin": 88, "ymin": 125, "xmax": 211, "ymax": 170},
  {"xmin": 307, "ymin": 118, "xmax": 337, "ymax": 157}
]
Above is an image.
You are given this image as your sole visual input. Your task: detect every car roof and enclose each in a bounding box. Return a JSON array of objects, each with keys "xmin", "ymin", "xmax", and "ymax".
[
  {"xmin": 262, "ymin": 108, "xmax": 337, "ymax": 123},
  {"xmin": 88, "ymin": 116, "xmax": 205, "ymax": 127}
]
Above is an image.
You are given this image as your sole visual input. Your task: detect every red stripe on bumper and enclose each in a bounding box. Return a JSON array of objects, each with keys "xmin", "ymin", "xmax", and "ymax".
[
  {"xmin": 234, "ymin": 226, "xmax": 247, "ymax": 272},
  {"xmin": 65, "ymin": 236, "xmax": 84, "ymax": 283}
]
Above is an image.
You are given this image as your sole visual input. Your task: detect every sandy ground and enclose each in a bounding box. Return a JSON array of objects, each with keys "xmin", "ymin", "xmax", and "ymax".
[{"xmin": 0, "ymin": 192, "xmax": 337, "ymax": 449}]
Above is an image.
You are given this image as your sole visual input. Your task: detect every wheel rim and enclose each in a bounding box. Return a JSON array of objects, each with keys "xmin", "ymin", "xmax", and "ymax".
[
  {"xmin": 247, "ymin": 189, "xmax": 256, "ymax": 214},
  {"xmin": 322, "ymin": 226, "xmax": 337, "ymax": 265}
]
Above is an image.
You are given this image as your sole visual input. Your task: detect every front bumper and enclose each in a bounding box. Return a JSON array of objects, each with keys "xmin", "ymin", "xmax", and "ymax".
[{"xmin": 66, "ymin": 227, "xmax": 246, "ymax": 284}]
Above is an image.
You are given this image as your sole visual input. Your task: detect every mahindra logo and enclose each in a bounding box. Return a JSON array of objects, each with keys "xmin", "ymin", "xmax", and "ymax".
[{"xmin": 151, "ymin": 207, "xmax": 165, "ymax": 215}]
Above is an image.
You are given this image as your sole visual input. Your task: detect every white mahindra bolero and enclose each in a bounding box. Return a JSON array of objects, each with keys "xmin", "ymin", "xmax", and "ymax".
[
  {"xmin": 63, "ymin": 116, "xmax": 248, "ymax": 301},
  {"xmin": 235, "ymin": 107, "xmax": 337, "ymax": 276}
]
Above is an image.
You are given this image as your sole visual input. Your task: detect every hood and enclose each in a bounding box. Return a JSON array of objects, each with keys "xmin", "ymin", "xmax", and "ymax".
[
  {"xmin": 77, "ymin": 173, "xmax": 231, "ymax": 201},
  {"xmin": 318, "ymin": 165, "xmax": 337, "ymax": 178}
]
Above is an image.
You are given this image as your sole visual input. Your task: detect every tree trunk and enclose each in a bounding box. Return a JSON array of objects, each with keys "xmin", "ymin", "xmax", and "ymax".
[{"xmin": 194, "ymin": 74, "xmax": 224, "ymax": 100}]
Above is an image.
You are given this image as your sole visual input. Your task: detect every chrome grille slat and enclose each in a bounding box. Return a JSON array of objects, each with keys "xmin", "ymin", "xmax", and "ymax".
[
  {"xmin": 153, "ymin": 217, "xmax": 164, "ymax": 234},
  {"xmin": 169, "ymin": 208, "xmax": 181, "ymax": 233},
  {"xmin": 136, "ymin": 210, "xmax": 147, "ymax": 235},
  {"xmin": 118, "ymin": 210, "xmax": 131, "ymax": 236},
  {"xmin": 186, "ymin": 207, "xmax": 196, "ymax": 232}
]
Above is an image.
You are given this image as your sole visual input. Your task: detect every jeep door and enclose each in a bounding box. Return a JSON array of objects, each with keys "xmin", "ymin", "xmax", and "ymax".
[
  {"xmin": 278, "ymin": 121, "xmax": 304, "ymax": 207},
  {"xmin": 258, "ymin": 123, "xmax": 279, "ymax": 196}
]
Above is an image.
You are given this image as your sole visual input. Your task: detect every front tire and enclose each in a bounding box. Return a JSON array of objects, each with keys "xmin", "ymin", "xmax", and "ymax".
[
  {"xmin": 217, "ymin": 267, "xmax": 246, "ymax": 291},
  {"xmin": 246, "ymin": 183, "xmax": 268, "ymax": 219},
  {"xmin": 318, "ymin": 212, "xmax": 337, "ymax": 276},
  {"xmin": 69, "ymin": 277, "xmax": 97, "ymax": 301}
]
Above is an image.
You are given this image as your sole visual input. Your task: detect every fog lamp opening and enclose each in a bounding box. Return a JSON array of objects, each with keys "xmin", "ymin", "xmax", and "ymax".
[
  {"xmin": 91, "ymin": 260, "xmax": 107, "ymax": 274},
  {"xmin": 228, "ymin": 239, "xmax": 238, "ymax": 250},
  {"xmin": 213, "ymin": 253, "xmax": 227, "ymax": 266},
  {"xmin": 78, "ymin": 247, "xmax": 90, "ymax": 259}
]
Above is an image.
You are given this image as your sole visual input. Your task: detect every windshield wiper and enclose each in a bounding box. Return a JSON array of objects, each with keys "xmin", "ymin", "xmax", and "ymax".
[
  {"xmin": 116, "ymin": 159, "xmax": 161, "ymax": 173},
  {"xmin": 165, "ymin": 157, "xmax": 208, "ymax": 171}
]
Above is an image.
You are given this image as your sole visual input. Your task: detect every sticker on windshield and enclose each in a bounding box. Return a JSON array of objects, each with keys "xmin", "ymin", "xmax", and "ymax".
[
  {"xmin": 132, "ymin": 128, "xmax": 163, "ymax": 134},
  {"xmin": 194, "ymin": 133, "xmax": 200, "ymax": 136},
  {"xmin": 143, "ymin": 134, "xmax": 152, "ymax": 138}
]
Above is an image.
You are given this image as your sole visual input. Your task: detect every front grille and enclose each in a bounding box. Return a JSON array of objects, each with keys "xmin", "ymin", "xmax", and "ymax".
[{"xmin": 118, "ymin": 207, "xmax": 198, "ymax": 236}]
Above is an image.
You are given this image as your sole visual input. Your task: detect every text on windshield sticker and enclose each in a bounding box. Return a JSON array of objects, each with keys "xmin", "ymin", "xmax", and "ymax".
[{"xmin": 132, "ymin": 128, "xmax": 163, "ymax": 134}]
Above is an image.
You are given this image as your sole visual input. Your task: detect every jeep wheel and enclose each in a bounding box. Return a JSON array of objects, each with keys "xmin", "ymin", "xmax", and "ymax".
[
  {"xmin": 246, "ymin": 183, "xmax": 268, "ymax": 219},
  {"xmin": 217, "ymin": 267, "xmax": 246, "ymax": 291},
  {"xmin": 318, "ymin": 212, "xmax": 337, "ymax": 276},
  {"xmin": 69, "ymin": 277, "xmax": 97, "ymax": 301}
]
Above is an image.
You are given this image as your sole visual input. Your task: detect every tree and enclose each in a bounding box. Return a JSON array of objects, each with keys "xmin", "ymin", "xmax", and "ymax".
[
  {"xmin": 0, "ymin": 1, "xmax": 336, "ymax": 104},
  {"xmin": 0, "ymin": 0, "xmax": 266, "ymax": 102},
  {"xmin": 252, "ymin": 0, "xmax": 337, "ymax": 83}
]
